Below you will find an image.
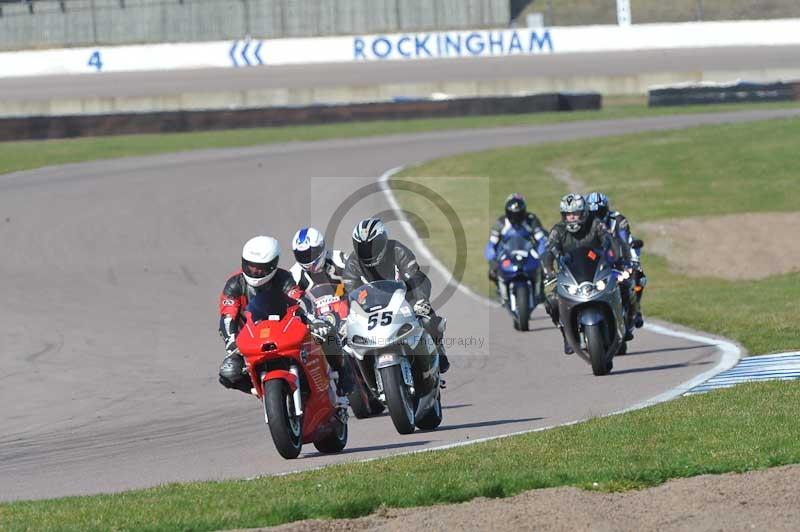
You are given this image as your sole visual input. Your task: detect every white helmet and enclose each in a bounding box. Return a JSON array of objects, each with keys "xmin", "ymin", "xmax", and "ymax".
[
  {"xmin": 241, "ymin": 236, "xmax": 280, "ymax": 287},
  {"xmin": 292, "ymin": 227, "xmax": 326, "ymax": 273}
]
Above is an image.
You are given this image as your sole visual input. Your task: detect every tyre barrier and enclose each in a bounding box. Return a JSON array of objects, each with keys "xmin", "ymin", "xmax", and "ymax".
[
  {"xmin": 648, "ymin": 80, "xmax": 800, "ymax": 107},
  {"xmin": 0, "ymin": 92, "xmax": 600, "ymax": 142}
]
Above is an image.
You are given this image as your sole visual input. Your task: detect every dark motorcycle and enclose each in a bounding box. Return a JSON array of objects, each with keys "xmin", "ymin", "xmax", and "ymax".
[
  {"xmin": 556, "ymin": 245, "xmax": 632, "ymax": 376},
  {"xmin": 493, "ymin": 230, "xmax": 547, "ymax": 331}
]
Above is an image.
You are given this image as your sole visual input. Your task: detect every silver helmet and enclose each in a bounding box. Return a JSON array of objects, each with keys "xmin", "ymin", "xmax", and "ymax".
[{"xmin": 560, "ymin": 193, "xmax": 588, "ymax": 233}]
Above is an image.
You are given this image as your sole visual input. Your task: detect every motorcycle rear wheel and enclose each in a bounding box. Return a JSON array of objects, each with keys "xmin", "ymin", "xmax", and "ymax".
[
  {"xmin": 348, "ymin": 384, "xmax": 374, "ymax": 419},
  {"xmin": 415, "ymin": 391, "xmax": 443, "ymax": 430},
  {"xmin": 313, "ymin": 417, "xmax": 348, "ymax": 454},
  {"xmin": 264, "ymin": 380, "xmax": 303, "ymax": 459}
]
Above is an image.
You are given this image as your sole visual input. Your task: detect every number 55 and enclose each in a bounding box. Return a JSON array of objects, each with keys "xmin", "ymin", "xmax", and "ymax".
[{"xmin": 367, "ymin": 311, "xmax": 392, "ymax": 330}]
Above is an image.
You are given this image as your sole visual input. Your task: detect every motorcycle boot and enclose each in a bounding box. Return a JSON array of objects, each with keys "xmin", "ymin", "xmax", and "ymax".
[
  {"xmin": 429, "ymin": 314, "xmax": 450, "ymax": 374},
  {"xmin": 219, "ymin": 352, "xmax": 253, "ymax": 394},
  {"xmin": 633, "ymin": 268, "xmax": 646, "ymax": 328},
  {"xmin": 559, "ymin": 325, "xmax": 574, "ymax": 355}
]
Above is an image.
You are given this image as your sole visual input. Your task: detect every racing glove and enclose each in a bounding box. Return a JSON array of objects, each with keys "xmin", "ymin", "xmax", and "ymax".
[
  {"xmin": 413, "ymin": 298, "xmax": 432, "ymax": 318},
  {"xmin": 309, "ymin": 318, "xmax": 333, "ymax": 342}
]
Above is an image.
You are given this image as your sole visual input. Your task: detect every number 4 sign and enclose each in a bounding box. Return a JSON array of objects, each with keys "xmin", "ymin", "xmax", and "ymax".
[{"xmin": 88, "ymin": 50, "xmax": 103, "ymax": 71}]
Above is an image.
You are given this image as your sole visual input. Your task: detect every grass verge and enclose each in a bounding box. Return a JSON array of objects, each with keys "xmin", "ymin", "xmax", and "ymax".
[
  {"xmin": 396, "ymin": 117, "xmax": 800, "ymax": 354},
  {"xmin": 2, "ymin": 380, "xmax": 799, "ymax": 531},
  {"xmin": 0, "ymin": 100, "xmax": 797, "ymax": 176}
]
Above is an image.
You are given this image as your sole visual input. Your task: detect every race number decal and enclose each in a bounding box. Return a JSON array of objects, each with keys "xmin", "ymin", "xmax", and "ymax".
[{"xmin": 367, "ymin": 311, "xmax": 392, "ymax": 330}]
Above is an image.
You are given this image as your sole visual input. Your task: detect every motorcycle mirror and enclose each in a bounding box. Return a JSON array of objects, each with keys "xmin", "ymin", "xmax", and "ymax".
[{"xmin": 631, "ymin": 239, "xmax": 644, "ymax": 250}]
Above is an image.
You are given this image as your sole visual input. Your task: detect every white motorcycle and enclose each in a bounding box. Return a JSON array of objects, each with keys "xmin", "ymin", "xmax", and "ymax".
[{"xmin": 343, "ymin": 280, "xmax": 443, "ymax": 434}]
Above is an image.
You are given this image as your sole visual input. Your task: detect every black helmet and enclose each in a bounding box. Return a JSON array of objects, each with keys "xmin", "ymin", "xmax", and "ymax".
[
  {"xmin": 505, "ymin": 193, "xmax": 527, "ymax": 225},
  {"xmin": 352, "ymin": 218, "xmax": 388, "ymax": 268}
]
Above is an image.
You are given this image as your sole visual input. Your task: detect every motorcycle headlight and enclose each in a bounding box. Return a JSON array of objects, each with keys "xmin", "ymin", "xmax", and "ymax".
[
  {"xmin": 595, "ymin": 280, "xmax": 606, "ymax": 291},
  {"xmin": 580, "ymin": 284, "xmax": 593, "ymax": 296},
  {"xmin": 567, "ymin": 285, "xmax": 578, "ymax": 295}
]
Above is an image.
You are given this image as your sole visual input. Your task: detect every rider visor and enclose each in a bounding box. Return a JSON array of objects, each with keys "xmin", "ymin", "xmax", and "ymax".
[
  {"xmin": 294, "ymin": 244, "xmax": 323, "ymax": 266},
  {"xmin": 242, "ymin": 256, "xmax": 278, "ymax": 279}
]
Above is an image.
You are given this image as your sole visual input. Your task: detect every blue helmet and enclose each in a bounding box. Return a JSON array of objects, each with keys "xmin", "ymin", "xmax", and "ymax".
[
  {"xmin": 292, "ymin": 227, "xmax": 326, "ymax": 273},
  {"xmin": 586, "ymin": 192, "xmax": 610, "ymax": 219}
]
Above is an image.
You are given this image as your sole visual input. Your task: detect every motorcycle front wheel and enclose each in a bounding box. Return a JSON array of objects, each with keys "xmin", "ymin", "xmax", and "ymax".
[
  {"xmin": 380, "ymin": 365, "xmax": 416, "ymax": 435},
  {"xmin": 514, "ymin": 283, "xmax": 531, "ymax": 331},
  {"xmin": 264, "ymin": 379, "xmax": 303, "ymax": 459},
  {"xmin": 585, "ymin": 323, "xmax": 612, "ymax": 376}
]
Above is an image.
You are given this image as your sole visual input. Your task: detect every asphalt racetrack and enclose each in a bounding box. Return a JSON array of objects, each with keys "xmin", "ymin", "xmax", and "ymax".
[
  {"xmin": 1, "ymin": 46, "xmax": 799, "ymax": 101},
  {"xmin": 2, "ymin": 108, "xmax": 799, "ymax": 502}
]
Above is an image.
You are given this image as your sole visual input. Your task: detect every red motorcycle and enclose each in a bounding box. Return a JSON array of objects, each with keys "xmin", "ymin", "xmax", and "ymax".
[
  {"xmin": 302, "ymin": 283, "xmax": 385, "ymax": 419},
  {"xmin": 236, "ymin": 290, "xmax": 348, "ymax": 459}
]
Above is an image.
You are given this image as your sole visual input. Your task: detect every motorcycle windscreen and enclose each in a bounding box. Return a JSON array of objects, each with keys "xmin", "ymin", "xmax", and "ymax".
[
  {"xmin": 246, "ymin": 289, "xmax": 289, "ymax": 322},
  {"xmin": 499, "ymin": 234, "xmax": 533, "ymax": 258},
  {"xmin": 564, "ymin": 246, "xmax": 606, "ymax": 283},
  {"xmin": 348, "ymin": 280, "xmax": 406, "ymax": 313}
]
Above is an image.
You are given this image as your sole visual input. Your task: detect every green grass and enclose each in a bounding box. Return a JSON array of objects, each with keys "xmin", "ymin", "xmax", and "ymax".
[
  {"xmin": 397, "ymin": 117, "xmax": 800, "ymax": 354},
  {"xmin": 2, "ymin": 380, "xmax": 798, "ymax": 531},
  {"xmin": 0, "ymin": 100, "xmax": 797, "ymax": 176}
]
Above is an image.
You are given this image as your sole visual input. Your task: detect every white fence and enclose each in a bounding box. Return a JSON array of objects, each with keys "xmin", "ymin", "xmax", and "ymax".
[{"xmin": 2, "ymin": 18, "xmax": 799, "ymax": 78}]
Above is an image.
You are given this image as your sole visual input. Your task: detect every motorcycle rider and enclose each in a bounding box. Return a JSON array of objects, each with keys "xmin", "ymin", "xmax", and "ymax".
[
  {"xmin": 290, "ymin": 226, "xmax": 349, "ymax": 291},
  {"xmin": 217, "ymin": 235, "xmax": 340, "ymax": 394},
  {"xmin": 342, "ymin": 217, "xmax": 450, "ymax": 374},
  {"xmin": 542, "ymin": 193, "xmax": 620, "ymax": 355},
  {"xmin": 485, "ymin": 193, "xmax": 548, "ymax": 300},
  {"xmin": 289, "ymin": 226, "xmax": 353, "ymax": 394},
  {"xmin": 586, "ymin": 192, "xmax": 645, "ymax": 329}
]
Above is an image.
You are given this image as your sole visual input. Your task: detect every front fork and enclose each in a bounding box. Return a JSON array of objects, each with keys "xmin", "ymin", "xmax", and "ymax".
[
  {"xmin": 261, "ymin": 365, "xmax": 304, "ymax": 425},
  {"xmin": 376, "ymin": 357, "xmax": 415, "ymax": 398},
  {"xmin": 289, "ymin": 365, "xmax": 303, "ymax": 416}
]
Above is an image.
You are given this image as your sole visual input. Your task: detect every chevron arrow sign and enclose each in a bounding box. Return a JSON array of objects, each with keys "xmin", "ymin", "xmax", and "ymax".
[{"xmin": 229, "ymin": 40, "xmax": 264, "ymax": 67}]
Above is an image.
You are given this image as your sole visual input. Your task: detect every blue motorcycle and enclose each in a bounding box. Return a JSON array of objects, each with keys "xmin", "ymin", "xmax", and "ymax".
[{"xmin": 487, "ymin": 229, "xmax": 547, "ymax": 331}]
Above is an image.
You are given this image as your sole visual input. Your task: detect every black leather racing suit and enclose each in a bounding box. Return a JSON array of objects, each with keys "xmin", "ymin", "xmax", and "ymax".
[
  {"xmin": 542, "ymin": 218, "xmax": 621, "ymax": 331},
  {"xmin": 595, "ymin": 210, "xmax": 645, "ymax": 321}
]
